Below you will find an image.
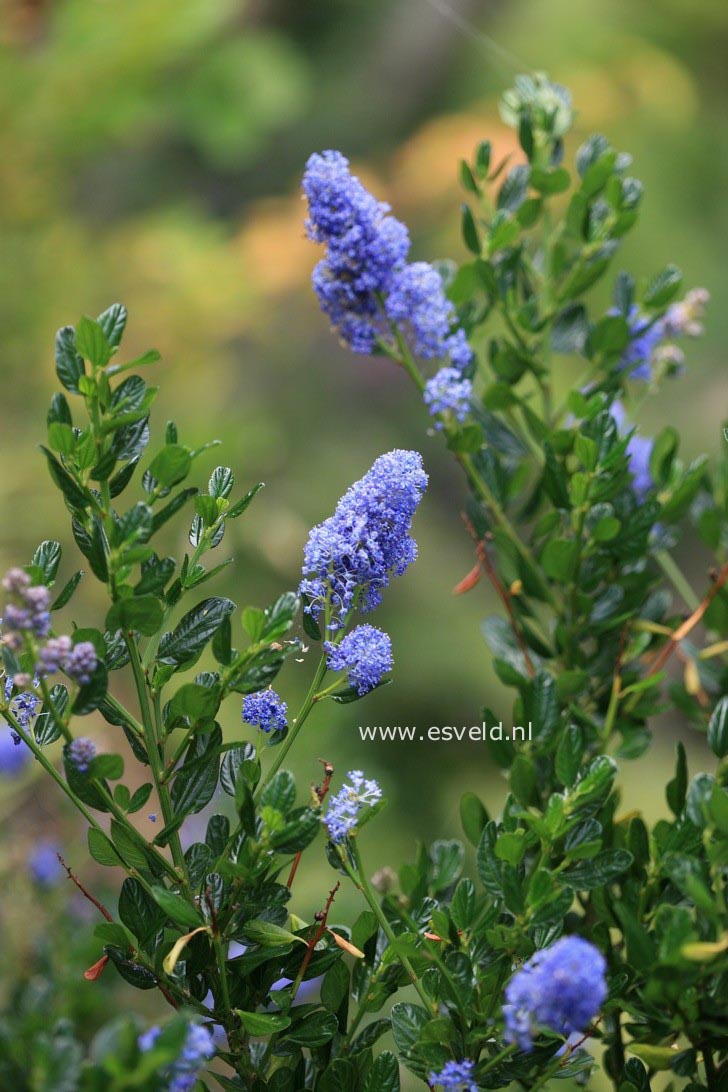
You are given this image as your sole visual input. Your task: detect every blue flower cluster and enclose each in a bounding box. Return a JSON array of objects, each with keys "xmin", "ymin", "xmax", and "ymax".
[
  {"xmin": 610, "ymin": 401, "xmax": 653, "ymax": 499},
  {"xmin": 139, "ymin": 1022, "xmax": 215, "ymax": 1092},
  {"xmin": 429, "ymin": 1059, "xmax": 478, "ymax": 1091},
  {"xmin": 37, "ymin": 635, "xmax": 98, "ymax": 684},
  {"xmin": 324, "ymin": 770, "xmax": 382, "ymax": 843},
  {"xmin": 385, "ymin": 262, "xmax": 472, "ymax": 368},
  {"xmin": 0, "ymin": 675, "xmax": 39, "ymax": 775},
  {"xmin": 2, "ymin": 569, "xmax": 51, "ymax": 644},
  {"xmin": 616, "ymin": 289, "xmax": 708, "ymax": 382},
  {"xmin": 302, "ymin": 152, "xmax": 472, "ymax": 376},
  {"xmin": 424, "ymin": 367, "xmax": 473, "ymax": 428},
  {"xmin": 324, "ymin": 624, "xmax": 392, "ymax": 695},
  {"xmin": 303, "ymin": 150, "xmax": 410, "ymax": 355},
  {"xmin": 67, "ymin": 736, "xmax": 97, "ymax": 773},
  {"xmin": 503, "ymin": 936, "xmax": 607, "ymax": 1051},
  {"xmin": 300, "ymin": 449, "xmax": 427, "ymax": 630},
  {"xmin": 242, "ymin": 688, "xmax": 288, "ymax": 733}
]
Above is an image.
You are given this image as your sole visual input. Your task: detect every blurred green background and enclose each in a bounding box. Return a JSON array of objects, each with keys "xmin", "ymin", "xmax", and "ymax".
[{"xmin": 0, "ymin": 0, "xmax": 724, "ymax": 1082}]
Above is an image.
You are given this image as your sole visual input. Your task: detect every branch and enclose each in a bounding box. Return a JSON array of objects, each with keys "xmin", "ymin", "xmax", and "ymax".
[
  {"xmin": 647, "ymin": 562, "xmax": 728, "ymax": 677},
  {"xmin": 461, "ymin": 514, "xmax": 535, "ymax": 677}
]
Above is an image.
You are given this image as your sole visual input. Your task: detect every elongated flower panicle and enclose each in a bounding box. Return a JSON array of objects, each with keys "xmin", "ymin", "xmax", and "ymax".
[
  {"xmin": 324, "ymin": 770, "xmax": 382, "ymax": 843},
  {"xmin": 503, "ymin": 936, "xmax": 607, "ymax": 1051},
  {"xmin": 385, "ymin": 262, "xmax": 473, "ymax": 369},
  {"xmin": 324, "ymin": 624, "xmax": 392, "ymax": 695},
  {"xmin": 139, "ymin": 1022, "xmax": 215, "ymax": 1092},
  {"xmin": 424, "ymin": 367, "xmax": 473, "ymax": 428},
  {"xmin": 300, "ymin": 449, "xmax": 427, "ymax": 630},
  {"xmin": 67, "ymin": 737, "xmax": 96, "ymax": 773},
  {"xmin": 242, "ymin": 689, "xmax": 288, "ymax": 733},
  {"xmin": 303, "ymin": 152, "xmax": 473, "ymax": 369},
  {"xmin": 610, "ymin": 401, "xmax": 654, "ymax": 499},
  {"xmin": 303, "ymin": 150, "xmax": 409, "ymax": 354},
  {"xmin": 429, "ymin": 1059, "xmax": 478, "ymax": 1091}
]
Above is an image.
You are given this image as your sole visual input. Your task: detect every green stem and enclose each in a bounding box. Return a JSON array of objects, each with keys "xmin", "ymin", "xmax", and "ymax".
[
  {"xmin": 346, "ymin": 841, "xmax": 435, "ymax": 1014},
  {"xmin": 3, "ymin": 708, "xmax": 104, "ymax": 835},
  {"xmin": 479, "ymin": 1042, "xmax": 517, "ymax": 1076},
  {"xmin": 102, "ymin": 692, "xmax": 146, "ymax": 740},
  {"xmin": 253, "ymin": 654, "xmax": 328, "ymax": 804},
  {"xmin": 124, "ymin": 635, "xmax": 191, "ymax": 894},
  {"xmin": 655, "ymin": 548, "xmax": 700, "ymax": 611}
]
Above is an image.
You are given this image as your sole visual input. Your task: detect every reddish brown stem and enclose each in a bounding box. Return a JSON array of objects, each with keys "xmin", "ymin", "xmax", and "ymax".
[
  {"xmin": 287, "ymin": 760, "xmax": 334, "ymax": 889},
  {"xmin": 461, "ymin": 514, "xmax": 536, "ymax": 677},
  {"xmin": 647, "ymin": 562, "xmax": 728, "ymax": 677},
  {"xmin": 295, "ymin": 882, "xmax": 340, "ymax": 986},
  {"xmin": 58, "ymin": 853, "xmax": 114, "ymax": 921}
]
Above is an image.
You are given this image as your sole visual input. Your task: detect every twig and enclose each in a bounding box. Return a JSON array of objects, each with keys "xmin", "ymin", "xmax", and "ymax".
[
  {"xmin": 287, "ymin": 760, "xmax": 334, "ymax": 889},
  {"xmin": 290, "ymin": 882, "xmax": 340, "ymax": 1000},
  {"xmin": 461, "ymin": 514, "xmax": 535, "ymax": 677},
  {"xmin": 58, "ymin": 853, "xmax": 113, "ymax": 921},
  {"xmin": 647, "ymin": 563, "xmax": 728, "ymax": 677}
]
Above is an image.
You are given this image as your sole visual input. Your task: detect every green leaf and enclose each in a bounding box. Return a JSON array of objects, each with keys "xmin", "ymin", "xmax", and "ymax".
[
  {"xmin": 89, "ymin": 753, "xmax": 124, "ymax": 781},
  {"xmin": 106, "ymin": 596, "xmax": 164, "ymax": 637},
  {"xmin": 644, "ymin": 264, "xmax": 682, "ymax": 307},
  {"xmin": 563, "ymin": 849, "xmax": 633, "ymax": 890},
  {"xmin": 666, "ymin": 741, "xmax": 688, "ymax": 816},
  {"xmin": 363, "ymin": 1052, "xmax": 400, "ymax": 1092},
  {"xmin": 168, "ymin": 682, "xmax": 221, "ymax": 724},
  {"xmin": 150, "ymin": 885, "xmax": 202, "ymax": 929},
  {"xmin": 459, "ymin": 792, "xmax": 488, "ymax": 847},
  {"xmin": 52, "ymin": 570, "xmax": 83, "ymax": 610},
  {"xmin": 555, "ymin": 724, "xmax": 584, "ymax": 787},
  {"xmin": 118, "ymin": 877, "xmax": 166, "ymax": 948},
  {"xmin": 708, "ymin": 696, "xmax": 728, "ymax": 758},
  {"xmin": 236, "ymin": 1011, "xmax": 291, "ymax": 1035},
  {"xmin": 286, "ymin": 1011, "xmax": 338, "ymax": 1047},
  {"xmin": 241, "ymin": 920, "xmax": 306, "ymax": 948},
  {"xmin": 530, "ymin": 166, "xmax": 570, "ymax": 194},
  {"xmin": 88, "ymin": 827, "xmax": 122, "ymax": 868},
  {"xmin": 75, "ymin": 316, "xmax": 113, "ymax": 367},
  {"xmin": 321, "ymin": 960, "xmax": 350, "ymax": 1013},
  {"xmin": 227, "ymin": 482, "xmax": 264, "ymax": 519},
  {"xmin": 96, "ymin": 303, "xmax": 127, "ymax": 347},
  {"xmin": 391, "ymin": 1003, "xmax": 430, "ymax": 1054},
  {"xmin": 460, "ymin": 204, "xmax": 480, "ymax": 255},
  {"xmin": 31, "ymin": 540, "xmax": 62, "ymax": 585},
  {"xmin": 147, "ymin": 444, "xmax": 192, "ymax": 488},
  {"xmin": 55, "ymin": 326, "xmax": 85, "ymax": 392},
  {"xmin": 158, "ymin": 597, "xmax": 235, "ymax": 665},
  {"xmin": 110, "ymin": 818, "xmax": 152, "ymax": 872},
  {"xmin": 541, "ymin": 538, "xmax": 579, "ymax": 582},
  {"xmin": 35, "ymin": 684, "xmax": 69, "ymax": 746},
  {"xmin": 450, "ymin": 878, "xmax": 476, "ymax": 931},
  {"xmin": 40, "ymin": 447, "xmax": 89, "ymax": 510},
  {"xmin": 171, "ymin": 725, "xmax": 222, "ymax": 816}
]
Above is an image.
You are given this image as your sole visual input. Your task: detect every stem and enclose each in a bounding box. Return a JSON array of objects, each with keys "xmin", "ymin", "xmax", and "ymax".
[
  {"xmin": 3, "ymin": 708, "xmax": 105, "ymax": 835},
  {"xmin": 655, "ymin": 548, "xmax": 700, "ymax": 612},
  {"xmin": 346, "ymin": 841, "xmax": 435, "ymax": 1014},
  {"xmin": 253, "ymin": 654, "xmax": 328, "ymax": 804},
  {"xmin": 457, "ymin": 451, "xmax": 556, "ymax": 608},
  {"xmin": 103, "ymin": 692, "xmax": 146, "ymax": 740},
  {"xmin": 124, "ymin": 635, "xmax": 191, "ymax": 894}
]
